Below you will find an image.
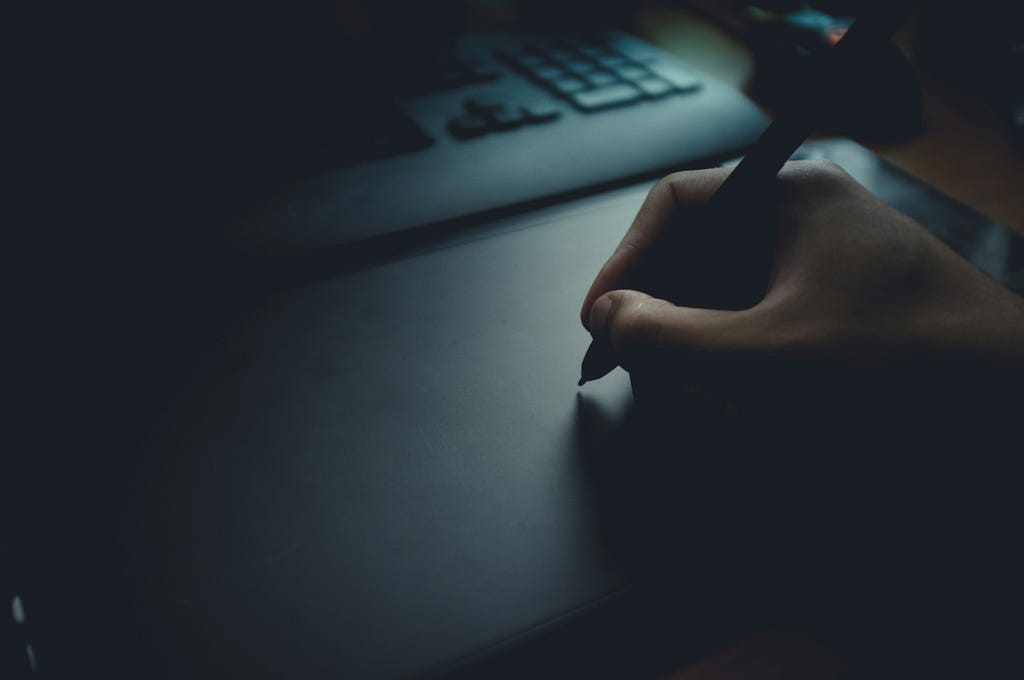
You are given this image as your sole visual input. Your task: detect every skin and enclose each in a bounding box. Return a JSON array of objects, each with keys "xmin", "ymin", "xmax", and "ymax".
[
  {"xmin": 580, "ymin": 160, "xmax": 1024, "ymax": 397},
  {"xmin": 576, "ymin": 161, "xmax": 1023, "ymax": 670}
]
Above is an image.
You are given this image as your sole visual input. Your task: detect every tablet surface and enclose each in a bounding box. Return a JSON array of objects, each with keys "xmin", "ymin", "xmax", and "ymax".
[{"xmin": 134, "ymin": 186, "xmax": 651, "ymax": 678}]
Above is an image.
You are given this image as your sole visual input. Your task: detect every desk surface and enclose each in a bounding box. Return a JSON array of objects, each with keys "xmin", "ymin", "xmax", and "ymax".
[{"xmin": 635, "ymin": 2, "xmax": 1024, "ymax": 237}]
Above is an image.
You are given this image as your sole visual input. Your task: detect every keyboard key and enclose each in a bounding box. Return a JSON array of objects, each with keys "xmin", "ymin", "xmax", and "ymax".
[
  {"xmin": 570, "ymin": 84, "xmax": 642, "ymax": 110},
  {"xmin": 522, "ymin": 102, "xmax": 562, "ymax": 123},
  {"xmin": 595, "ymin": 53, "xmax": 631, "ymax": 70},
  {"xmin": 530, "ymin": 64, "xmax": 568, "ymax": 82},
  {"xmin": 465, "ymin": 97, "xmax": 505, "ymax": 115},
  {"xmin": 613, "ymin": 64, "xmax": 651, "ymax": 82},
  {"xmin": 646, "ymin": 62, "xmax": 702, "ymax": 92},
  {"xmin": 563, "ymin": 59, "xmax": 599, "ymax": 75},
  {"xmin": 633, "ymin": 77, "xmax": 674, "ymax": 97},
  {"xmin": 447, "ymin": 114, "xmax": 489, "ymax": 139},
  {"xmin": 487, "ymin": 106, "xmax": 527, "ymax": 131},
  {"xmin": 585, "ymin": 71, "xmax": 620, "ymax": 87},
  {"xmin": 550, "ymin": 76, "xmax": 588, "ymax": 94},
  {"xmin": 606, "ymin": 37, "xmax": 660, "ymax": 62}
]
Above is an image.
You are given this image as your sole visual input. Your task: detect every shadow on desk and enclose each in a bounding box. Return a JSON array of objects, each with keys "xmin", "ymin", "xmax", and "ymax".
[
  {"xmin": 439, "ymin": 357, "xmax": 1019, "ymax": 680},
  {"xmin": 616, "ymin": 370, "xmax": 1017, "ymax": 678}
]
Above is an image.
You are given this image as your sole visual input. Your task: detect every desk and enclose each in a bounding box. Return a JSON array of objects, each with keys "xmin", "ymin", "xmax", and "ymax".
[
  {"xmin": 628, "ymin": 3, "xmax": 1024, "ymax": 679},
  {"xmin": 634, "ymin": 2, "xmax": 1024, "ymax": 236}
]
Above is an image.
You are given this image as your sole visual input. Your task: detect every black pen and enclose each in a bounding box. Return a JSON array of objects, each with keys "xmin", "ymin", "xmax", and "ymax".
[{"xmin": 578, "ymin": 0, "xmax": 916, "ymax": 387}]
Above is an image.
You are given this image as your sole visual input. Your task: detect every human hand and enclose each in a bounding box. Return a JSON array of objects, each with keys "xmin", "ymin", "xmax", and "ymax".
[{"xmin": 580, "ymin": 160, "xmax": 1024, "ymax": 401}]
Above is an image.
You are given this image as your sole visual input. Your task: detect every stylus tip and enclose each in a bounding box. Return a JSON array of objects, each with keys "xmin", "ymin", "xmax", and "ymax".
[{"xmin": 577, "ymin": 377, "xmax": 587, "ymax": 387}]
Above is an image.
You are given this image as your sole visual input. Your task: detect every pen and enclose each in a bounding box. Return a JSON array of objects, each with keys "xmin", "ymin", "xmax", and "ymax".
[{"xmin": 578, "ymin": 0, "xmax": 916, "ymax": 387}]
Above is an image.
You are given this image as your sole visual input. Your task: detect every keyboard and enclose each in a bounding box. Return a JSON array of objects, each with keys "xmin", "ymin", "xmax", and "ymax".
[
  {"xmin": 451, "ymin": 36, "xmax": 704, "ymax": 137},
  {"xmin": 243, "ymin": 32, "xmax": 769, "ymax": 254}
]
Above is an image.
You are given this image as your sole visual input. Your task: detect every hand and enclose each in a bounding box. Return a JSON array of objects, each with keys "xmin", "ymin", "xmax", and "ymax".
[{"xmin": 580, "ymin": 160, "xmax": 1024, "ymax": 401}]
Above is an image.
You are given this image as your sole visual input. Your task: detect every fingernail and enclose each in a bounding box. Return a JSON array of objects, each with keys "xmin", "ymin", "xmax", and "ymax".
[{"xmin": 590, "ymin": 295, "xmax": 613, "ymax": 337}]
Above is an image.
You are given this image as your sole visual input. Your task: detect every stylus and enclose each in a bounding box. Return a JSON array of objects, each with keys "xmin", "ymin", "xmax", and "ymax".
[{"xmin": 578, "ymin": 0, "xmax": 916, "ymax": 387}]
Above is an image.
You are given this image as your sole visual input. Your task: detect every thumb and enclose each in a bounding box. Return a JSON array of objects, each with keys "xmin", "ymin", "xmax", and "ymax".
[{"xmin": 589, "ymin": 290, "xmax": 767, "ymax": 374}]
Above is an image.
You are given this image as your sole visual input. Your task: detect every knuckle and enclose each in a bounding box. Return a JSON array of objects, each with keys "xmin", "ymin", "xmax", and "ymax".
[
  {"xmin": 649, "ymin": 174, "xmax": 680, "ymax": 206},
  {"xmin": 652, "ymin": 173, "xmax": 676, "ymax": 193},
  {"xmin": 610, "ymin": 297, "xmax": 665, "ymax": 351},
  {"xmin": 804, "ymin": 157, "xmax": 847, "ymax": 177},
  {"xmin": 779, "ymin": 158, "xmax": 852, "ymax": 195},
  {"xmin": 658, "ymin": 167, "xmax": 731, "ymax": 205}
]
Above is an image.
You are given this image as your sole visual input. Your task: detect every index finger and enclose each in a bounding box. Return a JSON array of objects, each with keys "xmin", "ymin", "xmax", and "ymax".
[{"xmin": 580, "ymin": 166, "xmax": 734, "ymax": 330}]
